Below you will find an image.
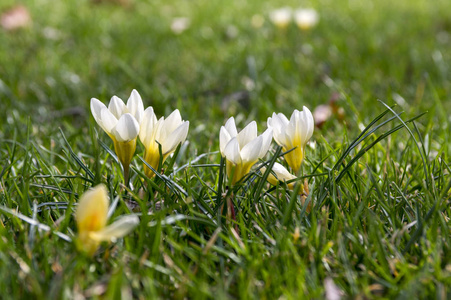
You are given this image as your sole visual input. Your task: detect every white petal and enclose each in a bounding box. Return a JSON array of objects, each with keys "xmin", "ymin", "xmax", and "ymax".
[
  {"xmin": 258, "ymin": 128, "xmax": 273, "ymax": 158},
  {"xmin": 126, "ymin": 89, "xmax": 144, "ymax": 124},
  {"xmin": 139, "ymin": 107, "xmax": 157, "ymax": 146},
  {"xmin": 219, "ymin": 126, "xmax": 232, "ymax": 155},
  {"xmin": 224, "ymin": 117, "xmax": 238, "ymax": 137},
  {"xmin": 152, "ymin": 117, "xmax": 166, "ymax": 144},
  {"xmin": 277, "ymin": 112, "xmax": 290, "ymax": 126},
  {"xmin": 112, "ymin": 113, "xmax": 139, "ymax": 142},
  {"xmin": 240, "ymin": 135, "xmax": 263, "ymax": 163},
  {"xmin": 223, "ymin": 137, "xmax": 241, "ymax": 165},
  {"xmin": 90, "ymin": 215, "xmax": 139, "ymax": 242},
  {"xmin": 100, "ymin": 107, "xmax": 118, "ymax": 134},
  {"xmin": 90, "ymin": 98, "xmax": 107, "ymax": 127},
  {"xmin": 290, "ymin": 109, "xmax": 302, "ymax": 125},
  {"xmin": 237, "ymin": 121, "xmax": 257, "ymax": 149},
  {"xmin": 164, "ymin": 109, "xmax": 183, "ymax": 134},
  {"xmin": 267, "ymin": 116, "xmax": 273, "ymax": 128},
  {"xmin": 291, "ymin": 110, "xmax": 305, "ymax": 143},
  {"xmin": 303, "ymin": 106, "xmax": 314, "ymax": 141},
  {"xmin": 269, "ymin": 113, "xmax": 289, "ymax": 147},
  {"xmin": 108, "ymin": 96, "xmax": 127, "ymax": 119},
  {"xmin": 161, "ymin": 121, "xmax": 189, "ymax": 154},
  {"xmin": 300, "ymin": 112, "xmax": 311, "ymax": 144},
  {"xmin": 286, "ymin": 112, "xmax": 298, "ymax": 143},
  {"xmin": 292, "ymin": 108, "xmax": 314, "ymax": 146},
  {"xmin": 272, "ymin": 162, "xmax": 296, "ymax": 181}
]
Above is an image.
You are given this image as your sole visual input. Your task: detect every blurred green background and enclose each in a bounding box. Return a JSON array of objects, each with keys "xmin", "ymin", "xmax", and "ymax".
[{"xmin": 1, "ymin": 0, "xmax": 450, "ymax": 139}]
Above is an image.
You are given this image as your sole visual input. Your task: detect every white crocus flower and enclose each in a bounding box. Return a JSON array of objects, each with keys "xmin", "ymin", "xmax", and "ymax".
[
  {"xmin": 220, "ymin": 117, "xmax": 273, "ymax": 185},
  {"xmin": 90, "ymin": 89, "xmax": 144, "ymax": 183},
  {"xmin": 294, "ymin": 8, "xmax": 319, "ymax": 30},
  {"xmin": 75, "ymin": 184, "xmax": 139, "ymax": 256},
  {"xmin": 269, "ymin": 7, "xmax": 292, "ymax": 29},
  {"xmin": 261, "ymin": 162, "xmax": 310, "ymax": 209},
  {"xmin": 267, "ymin": 107, "xmax": 314, "ymax": 174},
  {"xmin": 261, "ymin": 162, "xmax": 297, "ymax": 188},
  {"xmin": 139, "ymin": 108, "xmax": 189, "ymax": 178}
]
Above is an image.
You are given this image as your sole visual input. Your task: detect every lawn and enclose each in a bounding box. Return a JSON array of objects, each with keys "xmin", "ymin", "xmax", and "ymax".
[{"xmin": 0, "ymin": 0, "xmax": 450, "ymax": 298}]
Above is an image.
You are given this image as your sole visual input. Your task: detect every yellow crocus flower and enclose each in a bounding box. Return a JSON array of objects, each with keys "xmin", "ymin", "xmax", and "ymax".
[{"xmin": 75, "ymin": 184, "xmax": 139, "ymax": 256}]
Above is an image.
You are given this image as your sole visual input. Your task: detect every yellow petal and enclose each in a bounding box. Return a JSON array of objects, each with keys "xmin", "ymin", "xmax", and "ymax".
[
  {"xmin": 75, "ymin": 184, "xmax": 109, "ymax": 233},
  {"xmin": 90, "ymin": 215, "xmax": 139, "ymax": 242}
]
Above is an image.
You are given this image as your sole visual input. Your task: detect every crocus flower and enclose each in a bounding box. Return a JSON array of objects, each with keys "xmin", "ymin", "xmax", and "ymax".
[
  {"xmin": 90, "ymin": 89, "xmax": 144, "ymax": 183},
  {"xmin": 139, "ymin": 108, "xmax": 189, "ymax": 178},
  {"xmin": 267, "ymin": 107, "xmax": 314, "ymax": 174},
  {"xmin": 269, "ymin": 7, "xmax": 292, "ymax": 29},
  {"xmin": 75, "ymin": 184, "xmax": 139, "ymax": 256},
  {"xmin": 261, "ymin": 163, "xmax": 309, "ymax": 210},
  {"xmin": 261, "ymin": 162, "xmax": 298, "ymax": 190},
  {"xmin": 294, "ymin": 8, "xmax": 319, "ymax": 30},
  {"xmin": 220, "ymin": 117, "xmax": 272, "ymax": 185}
]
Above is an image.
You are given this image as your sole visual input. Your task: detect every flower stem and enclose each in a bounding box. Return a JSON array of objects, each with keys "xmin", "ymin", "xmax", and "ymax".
[{"xmin": 123, "ymin": 163, "xmax": 130, "ymax": 187}]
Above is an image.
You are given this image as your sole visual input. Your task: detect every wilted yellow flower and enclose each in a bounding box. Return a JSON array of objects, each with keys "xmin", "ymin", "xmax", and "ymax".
[
  {"xmin": 75, "ymin": 184, "xmax": 139, "ymax": 256},
  {"xmin": 91, "ymin": 90, "xmax": 144, "ymax": 183},
  {"xmin": 267, "ymin": 107, "xmax": 314, "ymax": 174},
  {"xmin": 220, "ymin": 117, "xmax": 273, "ymax": 185},
  {"xmin": 139, "ymin": 108, "xmax": 189, "ymax": 178}
]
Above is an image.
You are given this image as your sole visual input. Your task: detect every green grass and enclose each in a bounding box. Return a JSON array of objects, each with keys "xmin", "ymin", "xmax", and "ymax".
[{"xmin": 1, "ymin": 0, "xmax": 451, "ymax": 298}]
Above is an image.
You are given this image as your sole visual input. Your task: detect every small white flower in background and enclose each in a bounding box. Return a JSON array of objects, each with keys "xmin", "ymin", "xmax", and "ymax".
[
  {"xmin": 139, "ymin": 108, "xmax": 189, "ymax": 178},
  {"xmin": 226, "ymin": 25, "xmax": 239, "ymax": 39},
  {"xmin": 268, "ymin": 107, "xmax": 314, "ymax": 174},
  {"xmin": 294, "ymin": 8, "xmax": 319, "ymax": 30},
  {"xmin": 269, "ymin": 7, "xmax": 292, "ymax": 29},
  {"xmin": 90, "ymin": 89, "xmax": 144, "ymax": 183},
  {"xmin": 42, "ymin": 26, "xmax": 62, "ymax": 40},
  {"xmin": 75, "ymin": 184, "xmax": 139, "ymax": 256},
  {"xmin": 220, "ymin": 117, "xmax": 272, "ymax": 185},
  {"xmin": 171, "ymin": 17, "xmax": 190, "ymax": 34}
]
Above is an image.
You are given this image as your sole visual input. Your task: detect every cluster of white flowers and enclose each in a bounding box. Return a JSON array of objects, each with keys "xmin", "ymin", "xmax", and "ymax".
[
  {"xmin": 219, "ymin": 107, "xmax": 314, "ymax": 186},
  {"xmin": 269, "ymin": 7, "xmax": 319, "ymax": 30},
  {"xmin": 79, "ymin": 89, "xmax": 314, "ymax": 256},
  {"xmin": 91, "ymin": 90, "xmax": 189, "ymax": 182}
]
